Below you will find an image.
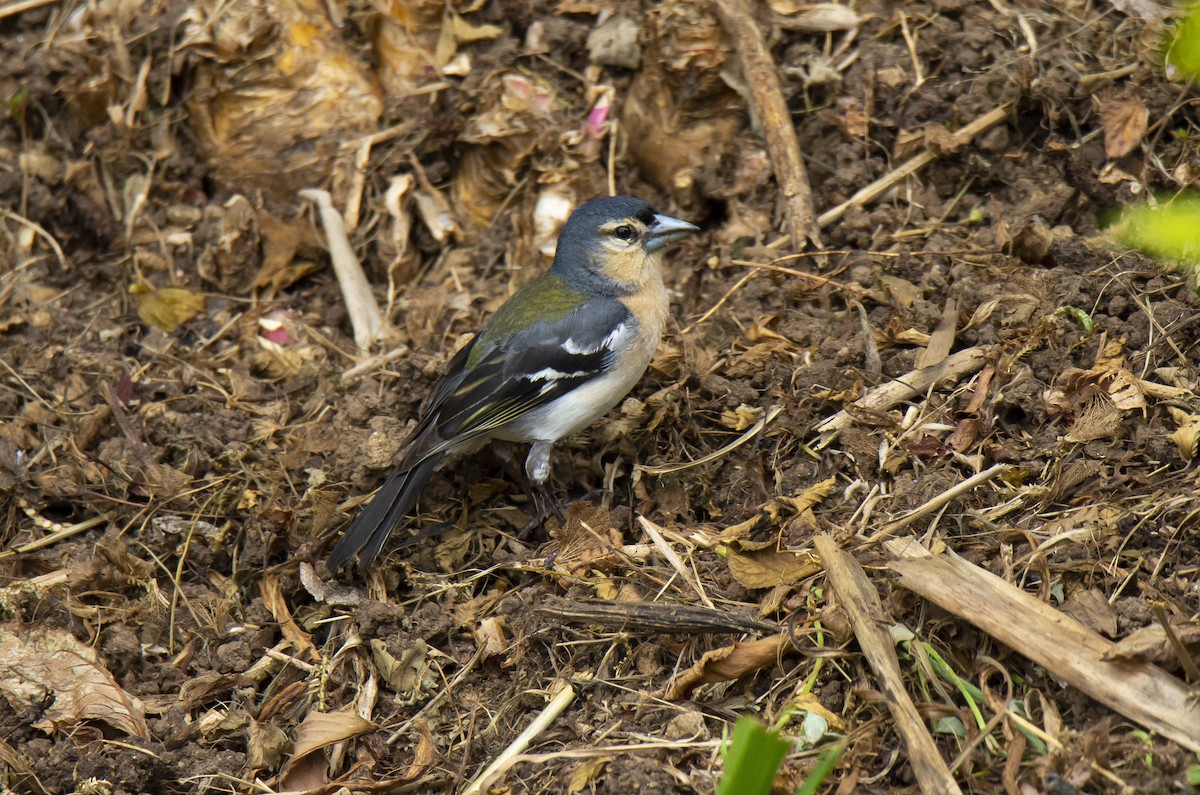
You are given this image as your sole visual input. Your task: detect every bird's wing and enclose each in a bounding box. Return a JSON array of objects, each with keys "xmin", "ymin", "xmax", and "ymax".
[{"xmin": 396, "ymin": 298, "xmax": 633, "ymax": 467}]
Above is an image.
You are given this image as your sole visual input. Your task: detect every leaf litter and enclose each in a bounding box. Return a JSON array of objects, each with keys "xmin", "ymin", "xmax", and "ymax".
[{"xmin": 1, "ymin": 0, "xmax": 1200, "ymax": 792}]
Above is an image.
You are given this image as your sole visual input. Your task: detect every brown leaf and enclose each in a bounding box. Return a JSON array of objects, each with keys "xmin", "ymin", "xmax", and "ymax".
[
  {"xmin": 1061, "ymin": 588, "xmax": 1119, "ymax": 637},
  {"xmin": 473, "ymin": 617, "xmax": 509, "ymax": 662},
  {"xmin": 397, "ymin": 720, "xmax": 439, "ymax": 784},
  {"xmin": 1168, "ymin": 407, "xmax": 1200, "ymax": 460},
  {"xmin": 371, "ymin": 639, "xmax": 429, "ymax": 695},
  {"xmin": 260, "ymin": 574, "xmax": 316, "ymax": 658},
  {"xmin": 772, "ymin": 2, "xmax": 861, "ymax": 31},
  {"xmin": 1103, "ymin": 621, "xmax": 1200, "ymax": 671},
  {"xmin": 253, "ymin": 210, "xmax": 319, "ymax": 296},
  {"xmin": 247, "ymin": 719, "xmax": 292, "ymax": 770},
  {"xmin": 727, "ymin": 547, "xmax": 823, "ymax": 590},
  {"xmin": 665, "ymin": 634, "xmax": 789, "ymax": 700},
  {"xmin": 567, "ymin": 756, "xmax": 614, "ymax": 793},
  {"xmin": 0, "ymin": 626, "xmax": 149, "ymax": 739},
  {"xmin": 777, "ymin": 476, "xmax": 836, "ymax": 514},
  {"xmin": 434, "ymin": 9, "xmax": 503, "ymax": 66},
  {"xmin": 1099, "ymin": 97, "xmax": 1149, "ymax": 159},
  {"xmin": 279, "ymin": 708, "xmax": 376, "ymax": 788}
]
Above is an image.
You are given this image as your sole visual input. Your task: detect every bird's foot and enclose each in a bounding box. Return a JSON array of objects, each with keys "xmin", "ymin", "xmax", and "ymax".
[{"xmin": 516, "ymin": 484, "xmax": 565, "ymax": 540}]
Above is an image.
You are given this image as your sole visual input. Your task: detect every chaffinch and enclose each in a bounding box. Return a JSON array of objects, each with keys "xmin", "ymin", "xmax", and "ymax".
[{"xmin": 329, "ymin": 195, "xmax": 699, "ymax": 569}]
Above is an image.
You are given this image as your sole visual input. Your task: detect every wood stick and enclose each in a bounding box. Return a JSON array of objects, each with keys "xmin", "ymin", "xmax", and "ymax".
[
  {"xmin": 715, "ymin": 0, "xmax": 821, "ymax": 249},
  {"xmin": 862, "ymin": 463, "xmax": 1012, "ymax": 545},
  {"xmin": 814, "ymin": 535, "xmax": 963, "ymax": 795},
  {"xmin": 813, "ymin": 346, "xmax": 991, "ymax": 448},
  {"xmin": 885, "ymin": 538, "xmax": 1200, "ymax": 752},
  {"xmin": 817, "ymin": 104, "xmax": 1011, "ymax": 228},
  {"xmin": 461, "ymin": 681, "xmax": 578, "ymax": 794},
  {"xmin": 299, "ymin": 189, "xmax": 386, "ymax": 351}
]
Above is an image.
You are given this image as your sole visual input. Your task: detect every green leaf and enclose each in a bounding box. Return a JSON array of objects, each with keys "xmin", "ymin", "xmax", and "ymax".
[
  {"xmin": 1116, "ymin": 197, "xmax": 1200, "ymax": 266},
  {"xmin": 1167, "ymin": 4, "xmax": 1200, "ymax": 80},
  {"xmin": 934, "ymin": 716, "xmax": 966, "ymax": 738},
  {"xmin": 717, "ymin": 716, "xmax": 792, "ymax": 795}
]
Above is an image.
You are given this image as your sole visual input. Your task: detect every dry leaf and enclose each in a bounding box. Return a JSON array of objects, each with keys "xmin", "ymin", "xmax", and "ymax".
[
  {"xmin": 1167, "ymin": 407, "xmax": 1200, "ymax": 460},
  {"xmin": 435, "ymin": 9, "xmax": 503, "ymax": 66},
  {"xmin": 397, "ymin": 720, "xmax": 439, "ymax": 784},
  {"xmin": 260, "ymin": 574, "xmax": 316, "ymax": 657},
  {"xmin": 253, "ymin": 210, "xmax": 319, "ymax": 296},
  {"xmin": 720, "ymin": 404, "xmax": 765, "ymax": 431},
  {"xmin": 247, "ymin": 719, "xmax": 292, "ymax": 770},
  {"xmin": 473, "ymin": 617, "xmax": 508, "ymax": 662},
  {"xmin": 878, "ymin": 275, "xmax": 920, "ymax": 308},
  {"xmin": 279, "ymin": 708, "xmax": 376, "ymax": 788},
  {"xmin": 0, "ymin": 626, "xmax": 149, "ymax": 739},
  {"xmin": 1099, "ymin": 97, "xmax": 1149, "ymax": 159},
  {"xmin": 915, "ymin": 297, "xmax": 958, "ymax": 369},
  {"xmin": 892, "ymin": 128, "xmax": 925, "ymax": 161},
  {"xmin": 727, "ymin": 547, "xmax": 823, "ymax": 589},
  {"xmin": 371, "ymin": 638, "xmax": 429, "ymax": 695},
  {"xmin": 184, "ymin": 0, "xmax": 383, "ymax": 198},
  {"xmin": 777, "ymin": 476, "xmax": 837, "ymax": 514},
  {"xmin": 567, "ymin": 756, "xmax": 614, "ymax": 793},
  {"xmin": 199, "ymin": 706, "xmax": 250, "ymax": 738},
  {"xmin": 1105, "ymin": 367, "xmax": 1148, "ymax": 412},
  {"xmin": 1061, "ymin": 588, "xmax": 1119, "ymax": 637},
  {"xmin": 1103, "ymin": 622, "xmax": 1200, "ymax": 671},
  {"xmin": 131, "ymin": 283, "xmax": 206, "ymax": 333},
  {"xmin": 773, "ymin": 2, "xmax": 861, "ymax": 31},
  {"xmin": 665, "ymin": 634, "xmax": 789, "ymax": 700},
  {"xmin": 791, "ymin": 691, "xmax": 846, "ymax": 731}
]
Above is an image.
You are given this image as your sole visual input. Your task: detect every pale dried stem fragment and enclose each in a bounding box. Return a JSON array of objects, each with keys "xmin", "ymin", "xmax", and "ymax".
[
  {"xmin": 885, "ymin": 537, "xmax": 1200, "ymax": 753},
  {"xmin": 461, "ymin": 680, "xmax": 579, "ymax": 794},
  {"xmin": 638, "ymin": 515, "xmax": 715, "ymax": 609},
  {"xmin": 814, "ymin": 535, "xmax": 964, "ymax": 795},
  {"xmin": 817, "ymin": 104, "xmax": 1012, "ymax": 229},
  {"xmin": 813, "ymin": 346, "xmax": 991, "ymax": 447},
  {"xmin": 863, "ymin": 463, "xmax": 1013, "ymax": 545},
  {"xmin": 715, "ymin": 0, "xmax": 821, "ymax": 249},
  {"xmin": 0, "ymin": 0, "xmax": 58, "ymax": 20},
  {"xmin": 299, "ymin": 188, "xmax": 386, "ymax": 351}
]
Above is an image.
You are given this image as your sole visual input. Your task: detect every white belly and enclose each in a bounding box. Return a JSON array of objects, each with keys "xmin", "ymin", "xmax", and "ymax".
[{"xmin": 498, "ymin": 360, "xmax": 647, "ymax": 442}]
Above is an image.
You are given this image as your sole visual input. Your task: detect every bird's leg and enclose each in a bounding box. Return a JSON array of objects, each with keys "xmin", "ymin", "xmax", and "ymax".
[
  {"xmin": 490, "ymin": 440, "xmax": 540, "ymax": 506},
  {"xmin": 523, "ymin": 441, "xmax": 565, "ymax": 532}
]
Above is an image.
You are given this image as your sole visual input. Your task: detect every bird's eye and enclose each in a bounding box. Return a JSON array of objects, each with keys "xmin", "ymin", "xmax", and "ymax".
[{"xmin": 613, "ymin": 224, "xmax": 636, "ymax": 241}]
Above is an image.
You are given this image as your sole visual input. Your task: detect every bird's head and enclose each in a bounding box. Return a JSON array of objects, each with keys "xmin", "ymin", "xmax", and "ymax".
[{"xmin": 551, "ymin": 196, "xmax": 699, "ymax": 295}]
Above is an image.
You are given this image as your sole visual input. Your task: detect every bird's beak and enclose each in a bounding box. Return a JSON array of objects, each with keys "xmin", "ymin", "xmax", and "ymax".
[{"xmin": 645, "ymin": 213, "xmax": 700, "ymax": 252}]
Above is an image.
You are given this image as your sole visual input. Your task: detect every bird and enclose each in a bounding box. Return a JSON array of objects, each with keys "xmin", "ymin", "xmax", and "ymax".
[{"xmin": 328, "ymin": 195, "xmax": 699, "ymax": 569}]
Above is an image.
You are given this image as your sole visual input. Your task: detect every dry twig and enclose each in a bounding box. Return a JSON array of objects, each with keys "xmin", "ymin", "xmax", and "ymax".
[
  {"xmin": 813, "ymin": 346, "xmax": 992, "ymax": 448},
  {"xmin": 817, "ymin": 104, "xmax": 1012, "ymax": 228},
  {"xmin": 461, "ymin": 681, "xmax": 578, "ymax": 794},
  {"xmin": 299, "ymin": 189, "xmax": 386, "ymax": 351},
  {"xmin": 814, "ymin": 535, "xmax": 963, "ymax": 794},
  {"xmin": 715, "ymin": 0, "xmax": 821, "ymax": 249},
  {"xmin": 886, "ymin": 538, "xmax": 1200, "ymax": 752}
]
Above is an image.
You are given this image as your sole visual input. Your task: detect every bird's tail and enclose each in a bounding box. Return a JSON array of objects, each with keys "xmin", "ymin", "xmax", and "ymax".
[{"xmin": 328, "ymin": 454, "xmax": 442, "ymax": 570}]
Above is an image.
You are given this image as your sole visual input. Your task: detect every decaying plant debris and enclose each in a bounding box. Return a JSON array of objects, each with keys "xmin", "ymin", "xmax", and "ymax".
[{"xmin": 2, "ymin": 0, "xmax": 1199, "ymax": 791}]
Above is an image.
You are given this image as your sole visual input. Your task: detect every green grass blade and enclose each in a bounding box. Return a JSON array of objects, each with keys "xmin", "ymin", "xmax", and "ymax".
[
  {"xmin": 794, "ymin": 738, "xmax": 847, "ymax": 795},
  {"xmin": 717, "ymin": 716, "xmax": 792, "ymax": 795}
]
